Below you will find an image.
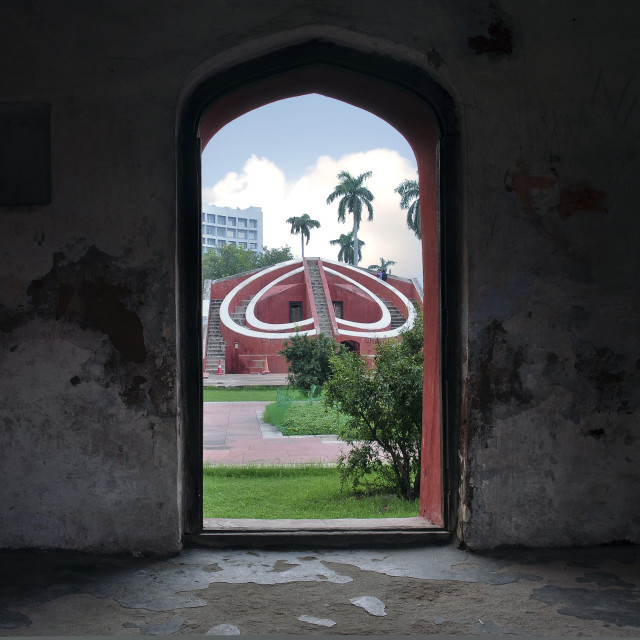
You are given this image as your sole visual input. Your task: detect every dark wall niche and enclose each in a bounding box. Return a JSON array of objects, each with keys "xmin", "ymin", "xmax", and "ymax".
[{"xmin": 0, "ymin": 103, "xmax": 51, "ymax": 205}]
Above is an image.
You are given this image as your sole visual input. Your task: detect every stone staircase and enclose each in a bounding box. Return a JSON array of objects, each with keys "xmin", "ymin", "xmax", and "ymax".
[
  {"xmin": 381, "ymin": 298, "xmax": 406, "ymax": 329},
  {"xmin": 205, "ymin": 299, "xmax": 226, "ymax": 373},
  {"xmin": 307, "ymin": 260, "xmax": 334, "ymax": 336},
  {"xmin": 230, "ymin": 299, "xmax": 250, "ymax": 327}
]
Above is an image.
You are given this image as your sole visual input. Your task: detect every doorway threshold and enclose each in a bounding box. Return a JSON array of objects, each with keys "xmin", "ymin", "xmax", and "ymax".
[{"xmin": 185, "ymin": 517, "xmax": 451, "ymax": 548}]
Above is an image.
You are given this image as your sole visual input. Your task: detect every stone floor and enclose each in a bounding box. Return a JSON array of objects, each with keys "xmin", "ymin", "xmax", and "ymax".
[{"xmin": 1, "ymin": 544, "xmax": 639, "ymax": 636}]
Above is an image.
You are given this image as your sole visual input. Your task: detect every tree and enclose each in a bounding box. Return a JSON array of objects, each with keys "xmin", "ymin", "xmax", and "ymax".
[
  {"xmin": 395, "ymin": 177, "xmax": 421, "ymax": 239},
  {"xmin": 330, "ymin": 231, "xmax": 365, "ymax": 265},
  {"xmin": 285, "ymin": 214, "xmax": 320, "ymax": 258},
  {"xmin": 202, "ymin": 244, "xmax": 293, "ymax": 284},
  {"xmin": 254, "ymin": 245, "xmax": 294, "ymax": 268},
  {"xmin": 368, "ymin": 257, "xmax": 396, "ymax": 274},
  {"xmin": 202, "ymin": 244, "xmax": 255, "ymax": 281},
  {"xmin": 324, "ymin": 313, "xmax": 424, "ymax": 500},
  {"xmin": 279, "ymin": 333, "xmax": 341, "ymax": 390},
  {"xmin": 326, "ymin": 170, "xmax": 374, "ymax": 265}
]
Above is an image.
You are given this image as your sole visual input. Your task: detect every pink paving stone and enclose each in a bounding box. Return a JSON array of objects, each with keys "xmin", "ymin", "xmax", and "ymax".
[{"xmin": 202, "ymin": 400, "xmax": 351, "ymax": 464}]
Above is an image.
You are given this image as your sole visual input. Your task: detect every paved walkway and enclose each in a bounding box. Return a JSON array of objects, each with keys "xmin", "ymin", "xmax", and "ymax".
[
  {"xmin": 203, "ymin": 373, "xmax": 289, "ymax": 387},
  {"xmin": 203, "ymin": 401, "xmax": 350, "ymax": 464}
]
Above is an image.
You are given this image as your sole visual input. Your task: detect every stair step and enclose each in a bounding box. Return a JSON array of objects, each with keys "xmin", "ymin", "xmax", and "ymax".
[
  {"xmin": 307, "ymin": 260, "xmax": 333, "ymax": 336},
  {"xmin": 378, "ymin": 297, "xmax": 408, "ymax": 329},
  {"xmin": 204, "ymin": 299, "xmax": 226, "ymax": 371}
]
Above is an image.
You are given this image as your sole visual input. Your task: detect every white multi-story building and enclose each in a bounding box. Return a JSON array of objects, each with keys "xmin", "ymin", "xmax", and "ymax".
[{"xmin": 201, "ymin": 204, "xmax": 263, "ymax": 254}]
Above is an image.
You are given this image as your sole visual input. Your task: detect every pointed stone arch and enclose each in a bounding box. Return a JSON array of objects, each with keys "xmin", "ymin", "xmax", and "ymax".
[{"xmin": 178, "ymin": 40, "xmax": 461, "ymax": 539}]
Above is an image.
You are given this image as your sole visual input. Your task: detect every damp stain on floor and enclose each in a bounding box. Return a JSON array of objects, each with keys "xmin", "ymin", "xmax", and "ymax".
[{"xmin": 0, "ymin": 545, "xmax": 638, "ymax": 636}]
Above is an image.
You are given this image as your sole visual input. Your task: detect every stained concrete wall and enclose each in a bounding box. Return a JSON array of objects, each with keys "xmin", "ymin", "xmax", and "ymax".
[{"xmin": 0, "ymin": 1, "xmax": 638, "ymax": 551}]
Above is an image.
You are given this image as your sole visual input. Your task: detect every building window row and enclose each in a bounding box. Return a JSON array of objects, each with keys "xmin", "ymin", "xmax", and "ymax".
[
  {"xmin": 202, "ymin": 238, "xmax": 258, "ymax": 250},
  {"xmin": 202, "ymin": 225, "xmax": 258, "ymax": 240},
  {"xmin": 201, "ymin": 212, "xmax": 259, "ymax": 230}
]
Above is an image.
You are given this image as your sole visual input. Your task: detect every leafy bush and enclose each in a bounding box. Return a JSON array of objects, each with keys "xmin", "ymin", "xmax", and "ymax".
[
  {"xmin": 279, "ymin": 332, "xmax": 341, "ymax": 389},
  {"xmin": 324, "ymin": 313, "xmax": 424, "ymax": 500}
]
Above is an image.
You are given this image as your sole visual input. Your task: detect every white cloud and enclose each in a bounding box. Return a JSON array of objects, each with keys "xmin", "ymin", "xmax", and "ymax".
[{"xmin": 202, "ymin": 149, "xmax": 422, "ymax": 279}]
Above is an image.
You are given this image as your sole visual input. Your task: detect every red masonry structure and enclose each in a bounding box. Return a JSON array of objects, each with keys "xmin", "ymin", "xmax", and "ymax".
[{"xmin": 203, "ymin": 257, "xmax": 423, "ymax": 375}]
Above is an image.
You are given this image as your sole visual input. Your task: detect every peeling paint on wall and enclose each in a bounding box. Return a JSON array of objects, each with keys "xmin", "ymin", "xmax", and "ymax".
[
  {"xmin": 504, "ymin": 161, "xmax": 609, "ymax": 275},
  {"xmin": 0, "ymin": 243, "xmax": 176, "ymax": 419},
  {"xmin": 556, "ymin": 186, "xmax": 607, "ymax": 218},
  {"xmin": 27, "ymin": 246, "xmax": 147, "ymax": 363},
  {"xmin": 468, "ymin": 18, "xmax": 513, "ymax": 57},
  {"xmin": 0, "ymin": 240, "xmax": 179, "ymax": 551},
  {"xmin": 574, "ymin": 344, "xmax": 636, "ymax": 416},
  {"xmin": 427, "ymin": 48, "xmax": 444, "ymax": 69},
  {"xmin": 469, "ymin": 320, "xmax": 532, "ymax": 446}
]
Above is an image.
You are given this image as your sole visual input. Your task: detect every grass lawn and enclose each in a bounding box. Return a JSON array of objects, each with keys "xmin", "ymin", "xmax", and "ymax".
[
  {"xmin": 203, "ymin": 464, "xmax": 419, "ymax": 519},
  {"xmin": 263, "ymin": 389, "xmax": 346, "ymax": 435},
  {"xmin": 203, "ymin": 386, "xmax": 280, "ymax": 402}
]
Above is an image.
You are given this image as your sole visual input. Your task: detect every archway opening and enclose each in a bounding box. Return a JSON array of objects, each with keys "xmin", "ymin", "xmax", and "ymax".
[
  {"xmin": 340, "ymin": 340, "xmax": 360, "ymax": 354},
  {"xmin": 179, "ymin": 41, "xmax": 460, "ymax": 539}
]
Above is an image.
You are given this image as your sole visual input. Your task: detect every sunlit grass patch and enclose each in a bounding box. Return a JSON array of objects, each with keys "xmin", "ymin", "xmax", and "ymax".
[
  {"xmin": 263, "ymin": 388, "xmax": 346, "ymax": 435},
  {"xmin": 202, "ymin": 386, "xmax": 280, "ymax": 402},
  {"xmin": 203, "ymin": 463, "xmax": 418, "ymax": 519}
]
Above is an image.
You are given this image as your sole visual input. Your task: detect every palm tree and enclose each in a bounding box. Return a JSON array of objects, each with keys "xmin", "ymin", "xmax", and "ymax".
[
  {"xmin": 326, "ymin": 170, "xmax": 374, "ymax": 265},
  {"xmin": 285, "ymin": 214, "xmax": 320, "ymax": 258},
  {"xmin": 395, "ymin": 177, "xmax": 421, "ymax": 239},
  {"xmin": 368, "ymin": 257, "xmax": 396, "ymax": 274},
  {"xmin": 330, "ymin": 232, "xmax": 365, "ymax": 265}
]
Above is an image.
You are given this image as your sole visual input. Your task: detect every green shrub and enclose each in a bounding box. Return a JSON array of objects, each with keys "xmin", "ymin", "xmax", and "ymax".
[
  {"xmin": 279, "ymin": 332, "xmax": 341, "ymax": 389},
  {"xmin": 324, "ymin": 313, "xmax": 424, "ymax": 500}
]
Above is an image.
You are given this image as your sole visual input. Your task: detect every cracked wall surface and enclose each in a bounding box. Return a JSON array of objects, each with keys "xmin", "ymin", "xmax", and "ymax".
[{"xmin": 0, "ymin": 0, "xmax": 639, "ymax": 551}]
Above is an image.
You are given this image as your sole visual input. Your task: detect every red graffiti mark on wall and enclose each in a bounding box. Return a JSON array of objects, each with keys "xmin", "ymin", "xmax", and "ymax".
[
  {"xmin": 504, "ymin": 160, "xmax": 556, "ymax": 217},
  {"xmin": 556, "ymin": 186, "xmax": 607, "ymax": 218},
  {"xmin": 504, "ymin": 160, "xmax": 586, "ymax": 265}
]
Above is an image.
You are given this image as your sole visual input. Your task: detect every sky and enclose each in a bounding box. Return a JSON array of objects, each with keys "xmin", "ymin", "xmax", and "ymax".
[{"xmin": 201, "ymin": 94, "xmax": 422, "ymax": 279}]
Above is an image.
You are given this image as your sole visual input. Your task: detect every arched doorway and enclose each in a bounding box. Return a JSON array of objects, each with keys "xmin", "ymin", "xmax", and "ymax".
[
  {"xmin": 340, "ymin": 340, "xmax": 360, "ymax": 354},
  {"xmin": 178, "ymin": 40, "xmax": 460, "ymax": 539}
]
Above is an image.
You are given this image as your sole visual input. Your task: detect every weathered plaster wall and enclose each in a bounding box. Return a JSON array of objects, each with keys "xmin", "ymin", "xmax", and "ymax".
[
  {"xmin": 0, "ymin": 3, "xmax": 186, "ymax": 552},
  {"xmin": 452, "ymin": 5, "xmax": 640, "ymax": 548},
  {"xmin": 0, "ymin": 1, "xmax": 638, "ymax": 551}
]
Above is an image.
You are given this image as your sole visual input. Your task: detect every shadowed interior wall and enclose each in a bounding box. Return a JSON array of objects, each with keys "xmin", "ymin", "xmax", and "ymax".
[{"xmin": 0, "ymin": 1, "xmax": 638, "ymax": 552}]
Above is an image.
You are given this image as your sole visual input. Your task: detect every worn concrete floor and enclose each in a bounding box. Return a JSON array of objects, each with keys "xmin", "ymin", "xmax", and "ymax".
[{"xmin": 1, "ymin": 543, "xmax": 639, "ymax": 636}]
